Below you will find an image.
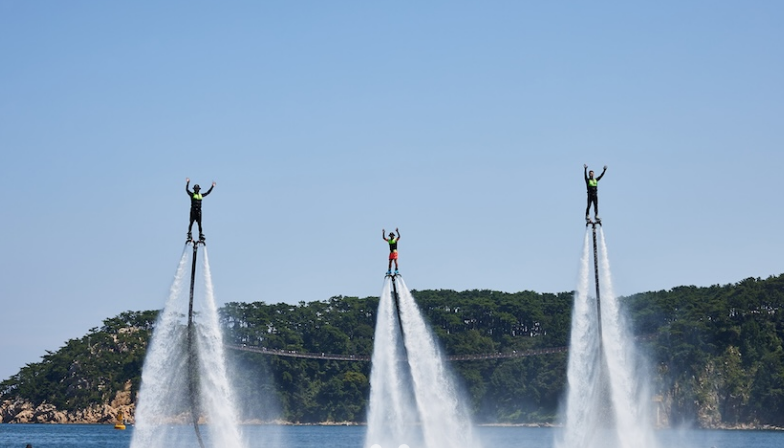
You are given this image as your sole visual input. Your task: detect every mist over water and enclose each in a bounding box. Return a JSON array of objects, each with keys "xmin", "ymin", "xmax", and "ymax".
[
  {"xmin": 556, "ymin": 228, "xmax": 658, "ymax": 448},
  {"xmin": 365, "ymin": 277, "xmax": 481, "ymax": 448},
  {"xmin": 131, "ymin": 245, "xmax": 246, "ymax": 448}
]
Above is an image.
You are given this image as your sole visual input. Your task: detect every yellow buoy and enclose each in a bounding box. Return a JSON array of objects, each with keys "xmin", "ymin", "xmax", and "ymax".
[{"xmin": 114, "ymin": 411, "xmax": 126, "ymax": 430}]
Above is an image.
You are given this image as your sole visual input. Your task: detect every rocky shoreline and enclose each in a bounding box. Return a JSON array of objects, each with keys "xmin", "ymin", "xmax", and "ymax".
[
  {"xmin": 1, "ymin": 381, "xmax": 136, "ymax": 424},
  {"xmin": 1, "ymin": 399, "xmax": 135, "ymax": 424},
  {"xmin": 2, "ymin": 399, "xmax": 781, "ymax": 431},
  {"xmin": 2, "ymin": 391, "xmax": 782, "ymax": 430}
]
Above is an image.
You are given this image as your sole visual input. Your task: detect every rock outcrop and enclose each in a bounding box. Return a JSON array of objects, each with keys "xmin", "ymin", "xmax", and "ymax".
[{"xmin": 1, "ymin": 381, "xmax": 136, "ymax": 424}]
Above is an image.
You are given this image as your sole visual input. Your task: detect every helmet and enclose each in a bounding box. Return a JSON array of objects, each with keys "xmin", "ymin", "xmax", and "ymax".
[
  {"xmin": 193, "ymin": 184, "xmax": 201, "ymax": 191},
  {"xmin": 389, "ymin": 233, "xmax": 395, "ymax": 237}
]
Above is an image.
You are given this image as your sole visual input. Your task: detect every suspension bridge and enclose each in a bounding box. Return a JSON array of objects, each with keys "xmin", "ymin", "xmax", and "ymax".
[{"xmin": 227, "ymin": 343, "xmax": 568, "ymax": 362}]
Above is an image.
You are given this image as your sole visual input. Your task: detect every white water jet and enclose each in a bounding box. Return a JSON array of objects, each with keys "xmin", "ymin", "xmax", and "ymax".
[
  {"xmin": 131, "ymin": 245, "xmax": 245, "ymax": 448},
  {"xmin": 395, "ymin": 277, "xmax": 481, "ymax": 448},
  {"xmin": 557, "ymin": 228, "xmax": 658, "ymax": 448},
  {"xmin": 365, "ymin": 278, "xmax": 421, "ymax": 448},
  {"xmin": 597, "ymin": 229, "xmax": 657, "ymax": 448},
  {"xmin": 557, "ymin": 230, "xmax": 604, "ymax": 448},
  {"xmin": 131, "ymin": 248, "xmax": 192, "ymax": 448},
  {"xmin": 195, "ymin": 247, "xmax": 244, "ymax": 447},
  {"xmin": 366, "ymin": 277, "xmax": 481, "ymax": 448}
]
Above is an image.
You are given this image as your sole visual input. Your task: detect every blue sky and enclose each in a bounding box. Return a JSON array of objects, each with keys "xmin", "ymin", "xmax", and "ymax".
[{"xmin": 1, "ymin": 2, "xmax": 782, "ymax": 381}]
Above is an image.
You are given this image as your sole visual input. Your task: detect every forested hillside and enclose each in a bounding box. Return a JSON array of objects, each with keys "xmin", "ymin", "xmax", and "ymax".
[
  {"xmin": 626, "ymin": 275, "xmax": 784, "ymax": 427},
  {"xmin": 219, "ymin": 289, "xmax": 571, "ymax": 423},
  {"xmin": 2, "ymin": 275, "xmax": 783, "ymax": 427}
]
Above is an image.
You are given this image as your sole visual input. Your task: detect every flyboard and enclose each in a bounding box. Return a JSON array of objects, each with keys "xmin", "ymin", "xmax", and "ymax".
[
  {"xmin": 586, "ymin": 217, "xmax": 603, "ymax": 341},
  {"xmin": 186, "ymin": 236, "xmax": 207, "ymax": 448}
]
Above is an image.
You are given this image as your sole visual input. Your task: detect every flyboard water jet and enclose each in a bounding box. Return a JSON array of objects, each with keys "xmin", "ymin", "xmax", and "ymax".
[
  {"xmin": 133, "ymin": 181, "xmax": 245, "ymax": 448},
  {"xmin": 559, "ymin": 165, "xmax": 659, "ymax": 448},
  {"xmin": 187, "ymin": 237, "xmax": 207, "ymax": 448},
  {"xmin": 367, "ymin": 270, "xmax": 481, "ymax": 448},
  {"xmin": 368, "ymin": 228, "xmax": 481, "ymax": 448}
]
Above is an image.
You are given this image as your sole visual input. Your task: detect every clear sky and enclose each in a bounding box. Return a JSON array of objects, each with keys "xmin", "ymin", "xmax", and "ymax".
[{"xmin": 1, "ymin": 2, "xmax": 782, "ymax": 381}]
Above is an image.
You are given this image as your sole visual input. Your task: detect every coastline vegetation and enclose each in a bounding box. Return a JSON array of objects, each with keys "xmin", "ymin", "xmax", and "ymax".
[{"xmin": 2, "ymin": 275, "xmax": 783, "ymax": 427}]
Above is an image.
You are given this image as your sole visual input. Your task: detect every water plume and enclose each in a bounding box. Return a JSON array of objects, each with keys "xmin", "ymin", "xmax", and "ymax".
[{"xmin": 131, "ymin": 244, "xmax": 245, "ymax": 448}]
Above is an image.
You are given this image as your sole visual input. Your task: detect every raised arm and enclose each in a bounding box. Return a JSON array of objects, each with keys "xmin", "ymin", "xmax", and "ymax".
[
  {"xmin": 596, "ymin": 165, "xmax": 607, "ymax": 181},
  {"xmin": 202, "ymin": 181, "xmax": 216, "ymax": 197},
  {"xmin": 382, "ymin": 228, "xmax": 388, "ymax": 242},
  {"xmin": 584, "ymin": 164, "xmax": 588, "ymax": 181},
  {"xmin": 395, "ymin": 227, "xmax": 400, "ymax": 240},
  {"xmin": 186, "ymin": 177, "xmax": 192, "ymax": 195}
]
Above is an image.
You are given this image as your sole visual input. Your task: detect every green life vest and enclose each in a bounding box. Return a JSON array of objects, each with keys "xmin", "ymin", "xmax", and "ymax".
[
  {"xmin": 588, "ymin": 179, "xmax": 597, "ymax": 187},
  {"xmin": 389, "ymin": 238, "xmax": 398, "ymax": 252},
  {"xmin": 193, "ymin": 193, "xmax": 203, "ymax": 200}
]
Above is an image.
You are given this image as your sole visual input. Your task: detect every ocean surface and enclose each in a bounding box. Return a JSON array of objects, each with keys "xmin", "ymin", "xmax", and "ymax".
[{"xmin": 0, "ymin": 424, "xmax": 782, "ymax": 448}]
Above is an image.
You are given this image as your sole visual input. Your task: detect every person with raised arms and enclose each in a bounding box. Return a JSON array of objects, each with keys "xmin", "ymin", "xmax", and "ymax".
[
  {"xmin": 584, "ymin": 164, "xmax": 607, "ymax": 222},
  {"xmin": 186, "ymin": 177, "xmax": 215, "ymax": 242},
  {"xmin": 383, "ymin": 228, "xmax": 401, "ymax": 276}
]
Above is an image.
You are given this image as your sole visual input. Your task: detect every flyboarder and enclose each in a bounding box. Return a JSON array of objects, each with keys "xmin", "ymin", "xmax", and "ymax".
[
  {"xmin": 186, "ymin": 177, "xmax": 215, "ymax": 242},
  {"xmin": 383, "ymin": 228, "xmax": 401, "ymax": 275},
  {"xmin": 584, "ymin": 164, "xmax": 607, "ymax": 222}
]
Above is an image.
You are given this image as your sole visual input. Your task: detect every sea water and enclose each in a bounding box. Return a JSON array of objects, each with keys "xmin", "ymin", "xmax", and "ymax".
[{"xmin": 1, "ymin": 424, "xmax": 783, "ymax": 448}]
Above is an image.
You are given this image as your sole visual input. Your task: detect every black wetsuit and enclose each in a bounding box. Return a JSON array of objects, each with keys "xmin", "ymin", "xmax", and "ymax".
[
  {"xmin": 585, "ymin": 168, "xmax": 605, "ymax": 218},
  {"xmin": 187, "ymin": 183, "xmax": 214, "ymax": 234}
]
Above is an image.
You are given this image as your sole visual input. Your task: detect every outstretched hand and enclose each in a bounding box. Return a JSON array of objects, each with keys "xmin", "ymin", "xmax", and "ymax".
[
  {"xmin": 583, "ymin": 164, "xmax": 587, "ymax": 169},
  {"xmin": 603, "ymin": 165, "xmax": 607, "ymax": 170},
  {"xmin": 186, "ymin": 177, "xmax": 190, "ymax": 183},
  {"xmin": 212, "ymin": 181, "xmax": 216, "ymax": 187}
]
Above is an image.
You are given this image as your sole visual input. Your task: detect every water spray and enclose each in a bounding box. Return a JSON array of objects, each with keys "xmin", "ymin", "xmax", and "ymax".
[
  {"xmin": 366, "ymin": 275, "xmax": 480, "ymax": 448},
  {"xmin": 558, "ymin": 220, "xmax": 659, "ymax": 448}
]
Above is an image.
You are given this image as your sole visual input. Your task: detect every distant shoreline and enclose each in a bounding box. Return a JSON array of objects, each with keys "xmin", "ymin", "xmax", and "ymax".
[{"xmin": 1, "ymin": 421, "xmax": 781, "ymax": 431}]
